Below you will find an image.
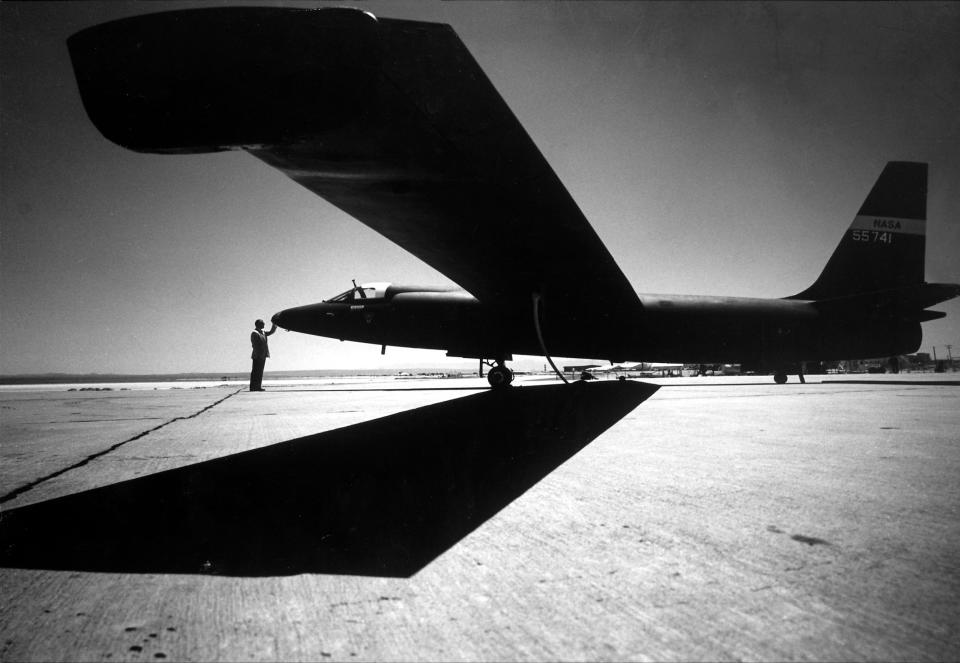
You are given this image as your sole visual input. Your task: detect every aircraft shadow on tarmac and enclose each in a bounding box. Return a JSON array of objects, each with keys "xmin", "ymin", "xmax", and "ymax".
[{"xmin": 0, "ymin": 381, "xmax": 657, "ymax": 578}]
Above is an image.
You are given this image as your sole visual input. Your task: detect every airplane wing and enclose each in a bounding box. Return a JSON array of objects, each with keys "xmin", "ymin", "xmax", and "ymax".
[{"xmin": 68, "ymin": 7, "xmax": 641, "ymax": 339}]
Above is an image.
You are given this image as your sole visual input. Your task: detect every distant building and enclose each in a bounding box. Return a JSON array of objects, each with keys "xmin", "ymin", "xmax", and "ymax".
[{"xmin": 563, "ymin": 364, "xmax": 600, "ymax": 373}]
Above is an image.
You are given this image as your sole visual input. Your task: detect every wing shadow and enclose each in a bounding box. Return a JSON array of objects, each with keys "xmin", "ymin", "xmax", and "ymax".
[{"xmin": 0, "ymin": 381, "xmax": 657, "ymax": 577}]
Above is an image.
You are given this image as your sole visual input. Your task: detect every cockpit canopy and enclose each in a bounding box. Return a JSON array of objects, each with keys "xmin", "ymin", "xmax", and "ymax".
[{"xmin": 326, "ymin": 282, "xmax": 391, "ymax": 302}]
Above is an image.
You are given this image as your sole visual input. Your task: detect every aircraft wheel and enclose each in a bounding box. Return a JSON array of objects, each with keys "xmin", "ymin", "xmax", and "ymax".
[
  {"xmin": 774, "ymin": 372, "xmax": 788, "ymax": 384},
  {"xmin": 487, "ymin": 365, "xmax": 514, "ymax": 389}
]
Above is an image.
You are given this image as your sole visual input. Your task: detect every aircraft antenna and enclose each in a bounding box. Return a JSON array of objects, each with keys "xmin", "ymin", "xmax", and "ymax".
[{"xmin": 352, "ymin": 279, "xmax": 367, "ymax": 299}]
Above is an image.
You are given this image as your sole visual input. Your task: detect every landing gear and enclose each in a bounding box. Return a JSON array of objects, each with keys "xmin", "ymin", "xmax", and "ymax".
[
  {"xmin": 773, "ymin": 362, "xmax": 806, "ymax": 384},
  {"xmin": 486, "ymin": 363, "xmax": 514, "ymax": 389}
]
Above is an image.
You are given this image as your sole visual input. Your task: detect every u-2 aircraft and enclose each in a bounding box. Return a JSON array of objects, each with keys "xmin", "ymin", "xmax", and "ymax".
[{"xmin": 68, "ymin": 7, "xmax": 960, "ymax": 386}]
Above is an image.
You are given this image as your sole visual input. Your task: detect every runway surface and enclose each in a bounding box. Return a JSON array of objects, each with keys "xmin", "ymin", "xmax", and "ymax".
[{"xmin": 1, "ymin": 374, "xmax": 958, "ymax": 661}]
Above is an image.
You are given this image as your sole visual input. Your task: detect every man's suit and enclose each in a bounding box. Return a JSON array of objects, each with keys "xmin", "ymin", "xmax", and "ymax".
[{"xmin": 250, "ymin": 328, "xmax": 270, "ymax": 391}]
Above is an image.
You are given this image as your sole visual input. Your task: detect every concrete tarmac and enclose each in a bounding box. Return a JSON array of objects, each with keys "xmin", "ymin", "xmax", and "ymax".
[{"xmin": 1, "ymin": 375, "xmax": 958, "ymax": 661}]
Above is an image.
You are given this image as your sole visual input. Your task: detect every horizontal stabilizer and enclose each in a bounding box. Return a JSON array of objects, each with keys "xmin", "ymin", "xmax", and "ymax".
[
  {"xmin": 917, "ymin": 310, "xmax": 947, "ymax": 322},
  {"xmin": 810, "ymin": 282, "xmax": 960, "ymax": 321}
]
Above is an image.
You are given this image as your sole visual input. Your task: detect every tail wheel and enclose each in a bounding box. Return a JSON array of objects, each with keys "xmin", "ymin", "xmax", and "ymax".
[{"xmin": 487, "ymin": 365, "xmax": 514, "ymax": 389}]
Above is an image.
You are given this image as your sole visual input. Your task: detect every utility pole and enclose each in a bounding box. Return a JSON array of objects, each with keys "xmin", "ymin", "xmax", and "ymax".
[{"xmin": 948, "ymin": 344, "xmax": 954, "ymax": 371}]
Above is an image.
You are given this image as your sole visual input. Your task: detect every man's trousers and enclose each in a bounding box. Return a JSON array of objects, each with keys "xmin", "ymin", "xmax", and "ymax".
[{"xmin": 250, "ymin": 357, "xmax": 266, "ymax": 390}]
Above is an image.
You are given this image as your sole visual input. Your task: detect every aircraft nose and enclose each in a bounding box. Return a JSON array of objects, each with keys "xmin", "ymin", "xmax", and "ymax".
[{"xmin": 270, "ymin": 302, "xmax": 337, "ymax": 336}]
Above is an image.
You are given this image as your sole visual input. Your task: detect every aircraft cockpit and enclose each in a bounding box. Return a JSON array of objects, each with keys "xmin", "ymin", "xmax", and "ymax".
[{"xmin": 326, "ymin": 282, "xmax": 391, "ymax": 303}]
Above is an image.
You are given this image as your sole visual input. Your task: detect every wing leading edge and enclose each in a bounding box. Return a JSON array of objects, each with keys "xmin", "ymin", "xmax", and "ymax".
[{"xmin": 68, "ymin": 7, "xmax": 642, "ymax": 342}]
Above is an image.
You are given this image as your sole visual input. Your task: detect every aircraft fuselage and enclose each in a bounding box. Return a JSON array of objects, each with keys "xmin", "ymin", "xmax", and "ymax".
[{"xmin": 272, "ymin": 285, "xmax": 922, "ymax": 370}]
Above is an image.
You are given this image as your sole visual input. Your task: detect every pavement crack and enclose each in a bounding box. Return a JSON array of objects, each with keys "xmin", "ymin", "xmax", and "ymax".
[
  {"xmin": 0, "ymin": 388, "xmax": 243, "ymax": 505},
  {"xmin": 27, "ymin": 418, "xmax": 166, "ymax": 425}
]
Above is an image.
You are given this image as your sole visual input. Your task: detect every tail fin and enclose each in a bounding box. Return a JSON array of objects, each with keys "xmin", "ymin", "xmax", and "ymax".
[{"xmin": 790, "ymin": 161, "xmax": 927, "ymax": 300}]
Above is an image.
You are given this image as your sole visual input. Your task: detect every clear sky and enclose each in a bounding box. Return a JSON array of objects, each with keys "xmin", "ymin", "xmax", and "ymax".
[{"xmin": 2, "ymin": 1, "xmax": 959, "ymax": 374}]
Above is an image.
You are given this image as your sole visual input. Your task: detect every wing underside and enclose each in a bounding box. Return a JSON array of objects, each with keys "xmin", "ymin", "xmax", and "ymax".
[{"xmin": 68, "ymin": 7, "xmax": 641, "ymax": 337}]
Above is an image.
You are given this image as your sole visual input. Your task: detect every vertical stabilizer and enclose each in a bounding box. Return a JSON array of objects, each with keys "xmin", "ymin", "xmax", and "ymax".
[{"xmin": 791, "ymin": 162, "xmax": 927, "ymax": 300}]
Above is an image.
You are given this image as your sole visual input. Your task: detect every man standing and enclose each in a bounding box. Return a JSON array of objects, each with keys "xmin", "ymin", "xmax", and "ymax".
[{"xmin": 250, "ymin": 319, "xmax": 277, "ymax": 391}]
